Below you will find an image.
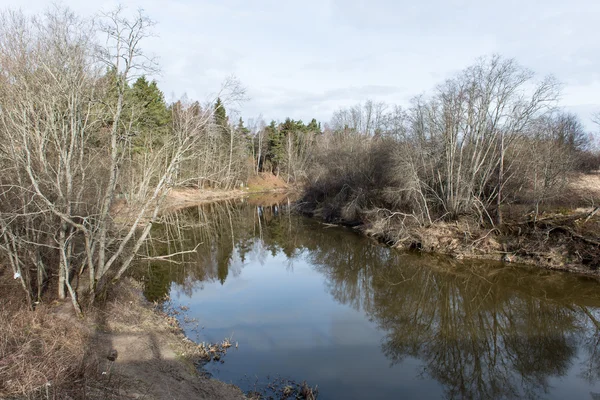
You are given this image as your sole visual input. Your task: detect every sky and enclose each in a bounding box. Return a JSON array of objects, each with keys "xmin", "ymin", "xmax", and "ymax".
[{"xmin": 3, "ymin": 0, "xmax": 600, "ymax": 130}]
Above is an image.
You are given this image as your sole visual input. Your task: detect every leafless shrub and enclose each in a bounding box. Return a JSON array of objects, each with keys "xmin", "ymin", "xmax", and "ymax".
[{"xmin": 303, "ymin": 55, "xmax": 587, "ymax": 231}]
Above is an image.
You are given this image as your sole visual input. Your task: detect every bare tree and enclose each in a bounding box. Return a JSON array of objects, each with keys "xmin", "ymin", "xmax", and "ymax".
[
  {"xmin": 408, "ymin": 55, "xmax": 559, "ymax": 222},
  {"xmin": 331, "ymin": 100, "xmax": 387, "ymax": 136},
  {"xmin": 0, "ymin": 6, "xmax": 246, "ymax": 313},
  {"xmin": 304, "ymin": 55, "xmax": 568, "ymax": 232}
]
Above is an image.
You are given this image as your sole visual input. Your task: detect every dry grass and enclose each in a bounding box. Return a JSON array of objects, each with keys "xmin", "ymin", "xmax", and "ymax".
[
  {"xmin": 161, "ymin": 188, "xmax": 247, "ymax": 214},
  {"xmin": 0, "ymin": 305, "xmax": 91, "ymax": 399},
  {"xmin": 0, "ymin": 277, "xmax": 246, "ymax": 400},
  {"xmin": 246, "ymin": 173, "xmax": 288, "ymax": 192},
  {"xmin": 570, "ymin": 172, "xmax": 600, "ymax": 204}
]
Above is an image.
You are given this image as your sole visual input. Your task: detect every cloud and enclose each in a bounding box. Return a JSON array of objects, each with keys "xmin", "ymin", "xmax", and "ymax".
[
  {"xmin": 0, "ymin": 0, "xmax": 598, "ymax": 126},
  {"xmin": 244, "ymin": 85, "xmax": 405, "ymax": 123}
]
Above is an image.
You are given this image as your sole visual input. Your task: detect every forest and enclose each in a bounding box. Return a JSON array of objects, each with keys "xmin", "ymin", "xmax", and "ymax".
[{"xmin": 1, "ymin": 6, "xmax": 599, "ymax": 312}]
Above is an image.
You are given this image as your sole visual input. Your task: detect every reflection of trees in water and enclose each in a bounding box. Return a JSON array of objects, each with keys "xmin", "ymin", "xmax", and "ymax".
[
  {"xmin": 136, "ymin": 199, "xmax": 306, "ymax": 300},
  {"xmin": 309, "ymin": 235, "xmax": 385, "ymax": 311},
  {"xmin": 580, "ymin": 309, "xmax": 600, "ymax": 384},
  {"xmin": 317, "ymin": 253, "xmax": 600, "ymax": 399},
  {"xmin": 299, "ymin": 228, "xmax": 600, "ymax": 399},
  {"xmin": 375, "ymin": 269, "xmax": 576, "ymax": 398},
  {"xmin": 137, "ymin": 199, "xmax": 600, "ymax": 399}
]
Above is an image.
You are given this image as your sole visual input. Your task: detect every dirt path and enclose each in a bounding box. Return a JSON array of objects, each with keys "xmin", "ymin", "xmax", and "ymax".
[{"xmin": 84, "ymin": 280, "xmax": 246, "ymax": 400}]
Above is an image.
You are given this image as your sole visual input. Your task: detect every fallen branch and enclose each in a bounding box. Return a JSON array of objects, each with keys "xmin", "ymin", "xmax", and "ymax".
[
  {"xmin": 584, "ymin": 206, "xmax": 600, "ymax": 224},
  {"xmin": 137, "ymin": 243, "xmax": 202, "ymax": 262}
]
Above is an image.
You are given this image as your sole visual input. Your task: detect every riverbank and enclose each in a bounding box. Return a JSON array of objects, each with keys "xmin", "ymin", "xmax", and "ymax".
[
  {"xmin": 0, "ymin": 275, "xmax": 246, "ymax": 399},
  {"xmin": 0, "ymin": 178, "xmax": 294, "ymax": 400},
  {"xmin": 371, "ymin": 208, "xmax": 600, "ymax": 275},
  {"xmin": 299, "ymin": 174, "xmax": 600, "ymax": 277},
  {"xmin": 163, "ymin": 173, "xmax": 293, "ymax": 213}
]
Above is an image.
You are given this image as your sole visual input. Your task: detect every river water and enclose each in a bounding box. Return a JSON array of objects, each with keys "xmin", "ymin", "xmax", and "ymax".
[{"xmin": 138, "ymin": 197, "xmax": 600, "ymax": 399}]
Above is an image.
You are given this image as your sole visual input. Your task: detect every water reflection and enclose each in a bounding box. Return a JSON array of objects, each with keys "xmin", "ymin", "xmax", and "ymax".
[
  {"xmin": 308, "ymin": 234, "xmax": 600, "ymax": 398},
  {"xmin": 136, "ymin": 198, "xmax": 600, "ymax": 399}
]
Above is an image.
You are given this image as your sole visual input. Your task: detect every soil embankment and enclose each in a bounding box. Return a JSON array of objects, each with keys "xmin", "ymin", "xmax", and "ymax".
[
  {"xmin": 0, "ymin": 275, "xmax": 246, "ymax": 400},
  {"xmin": 1, "ymin": 178, "xmax": 294, "ymax": 400},
  {"xmin": 87, "ymin": 279, "xmax": 246, "ymax": 400},
  {"xmin": 163, "ymin": 173, "xmax": 292, "ymax": 213},
  {"xmin": 302, "ymin": 174, "xmax": 600, "ymax": 276},
  {"xmin": 377, "ymin": 209, "xmax": 600, "ymax": 275}
]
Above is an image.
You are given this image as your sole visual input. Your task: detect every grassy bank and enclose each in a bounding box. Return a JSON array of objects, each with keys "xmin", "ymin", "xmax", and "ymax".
[
  {"xmin": 0, "ymin": 275, "xmax": 245, "ymax": 400},
  {"xmin": 162, "ymin": 173, "xmax": 292, "ymax": 213}
]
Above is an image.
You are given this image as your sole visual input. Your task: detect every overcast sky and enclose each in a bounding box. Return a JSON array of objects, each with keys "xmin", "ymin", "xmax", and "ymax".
[{"xmin": 4, "ymin": 0, "xmax": 600, "ymax": 129}]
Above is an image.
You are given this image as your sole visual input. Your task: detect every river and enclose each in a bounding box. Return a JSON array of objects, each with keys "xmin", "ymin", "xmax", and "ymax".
[{"xmin": 136, "ymin": 196, "xmax": 600, "ymax": 399}]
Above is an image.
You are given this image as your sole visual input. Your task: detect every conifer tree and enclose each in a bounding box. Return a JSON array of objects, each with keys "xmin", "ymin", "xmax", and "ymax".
[
  {"xmin": 307, "ymin": 118, "xmax": 321, "ymax": 133},
  {"xmin": 131, "ymin": 76, "xmax": 171, "ymax": 132},
  {"xmin": 214, "ymin": 97, "xmax": 228, "ymax": 129},
  {"xmin": 236, "ymin": 117, "xmax": 250, "ymax": 136}
]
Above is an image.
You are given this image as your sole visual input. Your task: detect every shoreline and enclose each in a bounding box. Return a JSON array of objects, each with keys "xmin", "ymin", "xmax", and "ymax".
[
  {"xmin": 163, "ymin": 186, "xmax": 295, "ymax": 213},
  {"xmin": 300, "ymin": 206, "xmax": 600, "ymax": 279},
  {"xmin": 86, "ymin": 278, "xmax": 247, "ymax": 400},
  {"xmin": 3, "ymin": 186, "xmax": 598, "ymax": 399},
  {"xmin": 0, "ymin": 185, "xmax": 292, "ymax": 400},
  {"xmin": 163, "ymin": 187, "xmax": 600, "ymax": 278},
  {"xmin": 0, "ymin": 276, "xmax": 247, "ymax": 400}
]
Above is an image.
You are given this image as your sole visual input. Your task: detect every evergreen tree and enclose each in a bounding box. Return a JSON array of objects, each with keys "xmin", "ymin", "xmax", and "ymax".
[
  {"xmin": 266, "ymin": 120, "xmax": 283, "ymax": 174},
  {"xmin": 307, "ymin": 118, "xmax": 321, "ymax": 134},
  {"xmin": 280, "ymin": 118, "xmax": 306, "ymax": 134},
  {"xmin": 131, "ymin": 76, "xmax": 171, "ymax": 132},
  {"xmin": 124, "ymin": 76, "xmax": 172, "ymax": 151},
  {"xmin": 236, "ymin": 117, "xmax": 250, "ymax": 136},
  {"xmin": 214, "ymin": 97, "xmax": 228, "ymax": 129}
]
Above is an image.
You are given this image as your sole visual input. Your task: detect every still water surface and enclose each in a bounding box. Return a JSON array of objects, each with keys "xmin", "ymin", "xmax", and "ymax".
[{"xmin": 139, "ymin": 197, "xmax": 600, "ymax": 399}]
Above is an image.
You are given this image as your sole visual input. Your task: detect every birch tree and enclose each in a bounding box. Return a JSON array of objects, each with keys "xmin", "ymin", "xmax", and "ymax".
[{"xmin": 0, "ymin": 6, "xmax": 245, "ymax": 313}]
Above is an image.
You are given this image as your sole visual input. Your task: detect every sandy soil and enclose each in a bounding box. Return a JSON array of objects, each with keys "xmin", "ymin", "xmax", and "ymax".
[
  {"xmin": 163, "ymin": 188, "xmax": 248, "ymax": 213},
  {"xmin": 570, "ymin": 172, "xmax": 600, "ymax": 202},
  {"xmin": 161, "ymin": 173, "xmax": 292, "ymax": 214},
  {"xmin": 74, "ymin": 280, "xmax": 246, "ymax": 400}
]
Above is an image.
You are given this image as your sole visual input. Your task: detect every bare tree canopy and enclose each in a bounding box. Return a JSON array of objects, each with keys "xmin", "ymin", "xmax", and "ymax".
[
  {"xmin": 302, "ymin": 55, "xmax": 596, "ymax": 232},
  {"xmin": 0, "ymin": 6, "xmax": 246, "ymax": 313}
]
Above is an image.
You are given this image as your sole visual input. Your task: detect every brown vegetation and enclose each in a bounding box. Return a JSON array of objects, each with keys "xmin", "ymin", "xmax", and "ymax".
[
  {"xmin": 162, "ymin": 188, "xmax": 248, "ymax": 213},
  {"xmin": 246, "ymin": 173, "xmax": 290, "ymax": 192},
  {"xmin": 158, "ymin": 173, "xmax": 292, "ymax": 213},
  {"xmin": 0, "ymin": 276, "xmax": 245, "ymax": 400},
  {"xmin": 300, "ymin": 55, "xmax": 600, "ymax": 274},
  {"xmin": 0, "ymin": 304, "xmax": 88, "ymax": 398}
]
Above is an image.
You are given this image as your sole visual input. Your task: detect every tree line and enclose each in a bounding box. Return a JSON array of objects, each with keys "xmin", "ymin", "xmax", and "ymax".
[
  {"xmin": 0, "ymin": 6, "xmax": 598, "ymax": 313},
  {"xmin": 302, "ymin": 55, "xmax": 599, "ymax": 230},
  {"xmin": 0, "ymin": 6, "xmax": 325, "ymax": 312}
]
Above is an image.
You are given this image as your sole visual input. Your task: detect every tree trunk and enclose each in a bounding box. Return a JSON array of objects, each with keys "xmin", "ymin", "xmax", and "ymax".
[{"xmin": 496, "ymin": 131, "xmax": 505, "ymax": 225}]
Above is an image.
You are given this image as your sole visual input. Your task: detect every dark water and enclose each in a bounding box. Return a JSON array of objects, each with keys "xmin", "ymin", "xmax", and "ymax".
[{"xmin": 137, "ymin": 198, "xmax": 600, "ymax": 399}]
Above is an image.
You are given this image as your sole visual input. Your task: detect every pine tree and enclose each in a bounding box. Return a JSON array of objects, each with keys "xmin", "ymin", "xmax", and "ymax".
[
  {"xmin": 129, "ymin": 76, "xmax": 171, "ymax": 150},
  {"xmin": 214, "ymin": 97, "xmax": 228, "ymax": 129},
  {"xmin": 266, "ymin": 120, "xmax": 283, "ymax": 174},
  {"xmin": 131, "ymin": 76, "xmax": 171, "ymax": 131},
  {"xmin": 307, "ymin": 118, "xmax": 321, "ymax": 134},
  {"xmin": 236, "ymin": 117, "xmax": 250, "ymax": 136}
]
